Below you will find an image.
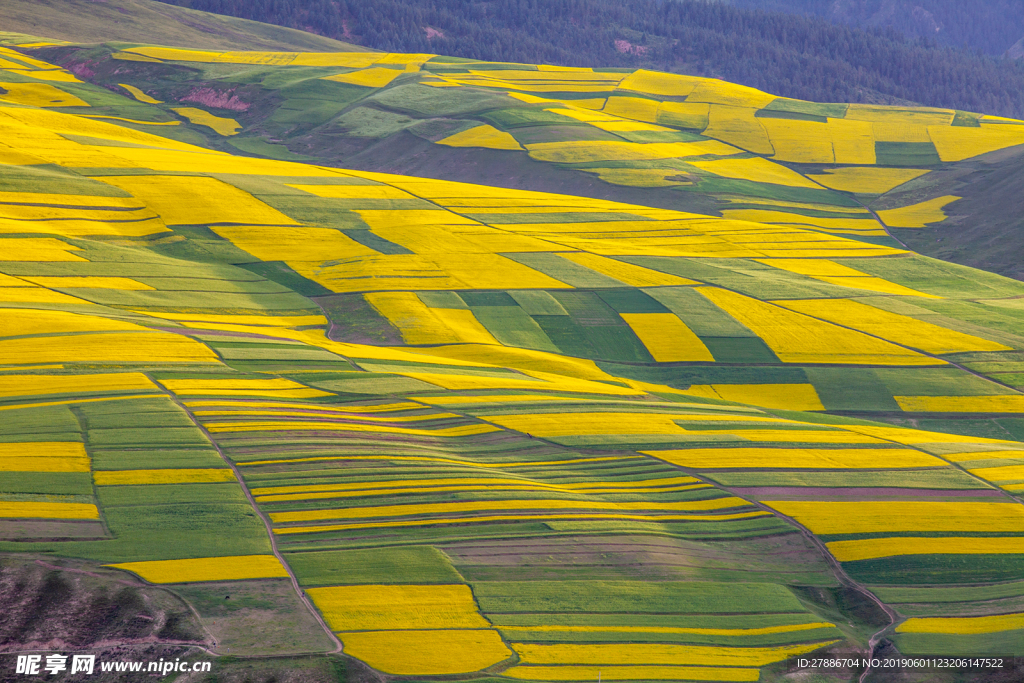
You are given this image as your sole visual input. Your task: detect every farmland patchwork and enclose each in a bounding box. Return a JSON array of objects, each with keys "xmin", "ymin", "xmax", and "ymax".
[{"xmin": 0, "ymin": 33, "xmax": 1023, "ymax": 680}]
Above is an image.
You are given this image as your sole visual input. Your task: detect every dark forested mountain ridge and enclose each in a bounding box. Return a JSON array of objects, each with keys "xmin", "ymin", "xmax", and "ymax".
[
  {"xmin": 157, "ymin": 0, "xmax": 1024, "ymax": 119},
  {"xmin": 730, "ymin": 0, "xmax": 1024, "ymax": 58}
]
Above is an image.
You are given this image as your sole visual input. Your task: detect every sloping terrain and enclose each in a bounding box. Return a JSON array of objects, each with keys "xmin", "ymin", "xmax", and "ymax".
[
  {"xmin": 27, "ymin": 38, "xmax": 1024, "ymax": 281},
  {"xmin": 148, "ymin": 0, "xmax": 1024, "ymax": 118},
  {"xmin": 0, "ymin": 0, "xmax": 365, "ymax": 52},
  {"xmin": 0, "ymin": 32, "xmax": 1024, "ymax": 683}
]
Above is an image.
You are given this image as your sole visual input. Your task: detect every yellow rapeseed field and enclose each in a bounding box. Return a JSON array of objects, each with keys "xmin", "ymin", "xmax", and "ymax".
[
  {"xmin": 208, "ymin": 225, "xmax": 377, "ymax": 271},
  {"xmin": 93, "ymin": 469, "xmax": 236, "ymax": 485},
  {"xmin": 0, "ymin": 202, "xmax": 157, "ymax": 223},
  {"xmin": 204, "ymin": 420, "xmax": 499, "ymax": 437},
  {"xmin": 967, "ymin": 464, "xmax": 1024, "ymax": 482},
  {"xmin": 276, "ymin": 511, "xmax": 769, "ymax": 535},
  {"xmin": 393, "ymin": 368, "xmax": 634, "ymax": 396},
  {"xmin": 288, "ymin": 183, "xmax": 417, "ymax": 200},
  {"xmin": 0, "ymin": 215, "xmax": 169, "ymax": 239},
  {"xmin": 437, "ymin": 124, "xmax": 523, "ymax": 150},
  {"xmin": 0, "ymin": 501, "xmax": 99, "ymax": 519},
  {"xmin": 895, "ymin": 395, "xmax": 1024, "ymax": 413},
  {"xmin": 118, "ymin": 83, "xmax": 161, "ymax": 103},
  {"xmin": 720, "ymin": 209, "xmax": 884, "ymax": 235},
  {"xmin": 815, "ymin": 276, "xmax": 938, "ymax": 297},
  {"xmin": 759, "ymin": 118, "xmax": 834, "ymax": 163},
  {"xmin": 763, "ymin": 501, "xmax": 1024, "ymax": 534},
  {"xmin": 409, "ymin": 342, "xmax": 639, "ymax": 383},
  {"xmin": 0, "ymin": 372, "xmax": 157, "ymax": 397},
  {"xmin": 24, "ymin": 276, "xmax": 154, "ymax": 290},
  {"xmin": 309, "ymin": 252, "xmax": 568, "ymax": 292},
  {"xmin": 254, "ymin": 477, "xmax": 706, "ymax": 502},
  {"xmin": 484, "ymin": 411, "xmax": 689, "ymax": 436},
  {"xmin": 620, "ymin": 313, "xmax": 715, "ymax": 362},
  {"xmin": 827, "ymin": 537, "xmax": 1024, "ymax": 562},
  {"xmin": 323, "ymin": 67, "xmax": 404, "ymax": 88},
  {"xmin": 844, "ymin": 424, "xmax": 1017, "ymax": 446},
  {"xmin": 186, "ymin": 399, "xmax": 420, "ymax": 412},
  {"xmin": 511, "ymin": 641, "xmax": 837, "ymax": 666},
  {"xmin": 617, "ymin": 69, "xmax": 700, "ymax": 97},
  {"xmin": 100, "ymin": 175, "xmax": 297, "ymax": 226},
  {"xmin": 657, "ymin": 101, "xmax": 711, "ymax": 129},
  {"xmin": 340, "ymin": 630, "xmax": 512, "ymax": 675},
  {"xmin": 700, "ymin": 106, "xmax": 774, "ymax": 155},
  {"xmin": 896, "ymin": 613, "xmax": 1024, "ymax": 635},
  {"xmin": 687, "ymin": 79, "xmax": 776, "ymax": 108},
  {"xmin": 0, "ymin": 287, "xmax": 84, "ymax": 304},
  {"xmin": 827, "ymin": 118, "xmax": 876, "ymax": 164},
  {"xmin": 697, "ymin": 287, "xmax": 940, "ymax": 365},
  {"xmin": 928, "ymin": 123, "xmax": 1024, "ymax": 162},
  {"xmin": 244, "ymin": 453, "xmax": 636, "ymax": 470},
  {"xmin": 644, "ymin": 447, "xmax": 945, "ymax": 469},
  {"xmin": 0, "ymin": 332, "xmax": 220, "ymax": 364},
  {"xmin": 426, "ymin": 308, "xmax": 500, "ymax": 344},
  {"xmin": 160, "ymin": 378, "xmax": 332, "ymax": 398},
  {"xmin": 0, "ymin": 442, "xmax": 90, "ymax": 472},
  {"xmin": 601, "ymin": 96, "xmax": 661, "ymax": 123},
  {"xmin": 877, "ymin": 196, "xmax": 961, "ymax": 228},
  {"xmin": 585, "ymin": 168, "xmax": 686, "ymax": 187},
  {"xmin": 557, "ymin": 252, "xmax": 696, "ymax": 286},
  {"xmin": 690, "ymin": 384, "xmax": 825, "ymax": 411},
  {"xmin": 193, "ymin": 408, "xmax": 456, "ymax": 422},
  {"xmin": 106, "ymin": 555, "xmax": 289, "ymax": 583},
  {"xmin": 270, "ymin": 497, "xmax": 748, "ymax": 523},
  {"xmin": 681, "ymin": 429, "xmax": 883, "ymax": 443},
  {"xmin": 779, "ymin": 299, "xmax": 1010, "ymax": 353},
  {"xmin": 844, "ymin": 105, "xmax": 953, "ymax": 126},
  {"xmin": 119, "ymin": 47, "xmax": 407, "ymax": 69},
  {"xmin": 0, "ymin": 237, "xmax": 87, "ymax": 261},
  {"xmin": 688, "ymin": 157, "xmax": 821, "ymax": 188},
  {"xmin": 807, "ymin": 167, "xmax": 930, "ymax": 194},
  {"xmin": 306, "ymin": 584, "xmax": 491, "ymax": 631},
  {"xmin": 141, "ymin": 312, "xmax": 327, "ymax": 327},
  {"xmin": 0, "ymin": 82, "xmax": 88, "ymax": 107},
  {"xmin": 364, "ymin": 291, "xmax": 493, "ymax": 344},
  {"xmin": 942, "ymin": 449, "xmax": 1024, "ymax": 463}
]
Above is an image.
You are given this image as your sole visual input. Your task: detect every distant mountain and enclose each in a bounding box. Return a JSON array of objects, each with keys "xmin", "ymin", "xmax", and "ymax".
[
  {"xmin": 154, "ymin": 0, "xmax": 1024, "ymax": 119},
  {"xmin": 729, "ymin": 0, "xmax": 1024, "ymax": 58}
]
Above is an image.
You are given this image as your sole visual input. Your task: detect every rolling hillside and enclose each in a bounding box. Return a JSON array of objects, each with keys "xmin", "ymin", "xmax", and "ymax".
[
  {"xmin": 148, "ymin": 0, "xmax": 1024, "ymax": 119},
  {"xmin": 1, "ymin": 24, "xmax": 1024, "ymax": 683},
  {"xmin": 0, "ymin": 0, "xmax": 366, "ymax": 52}
]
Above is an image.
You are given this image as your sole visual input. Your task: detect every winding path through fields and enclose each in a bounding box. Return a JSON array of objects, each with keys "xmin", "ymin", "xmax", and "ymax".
[{"xmin": 152, "ymin": 374, "xmax": 345, "ymax": 656}]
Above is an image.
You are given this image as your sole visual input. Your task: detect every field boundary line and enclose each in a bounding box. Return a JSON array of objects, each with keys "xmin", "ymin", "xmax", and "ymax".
[{"xmin": 147, "ymin": 372, "xmax": 344, "ymax": 655}]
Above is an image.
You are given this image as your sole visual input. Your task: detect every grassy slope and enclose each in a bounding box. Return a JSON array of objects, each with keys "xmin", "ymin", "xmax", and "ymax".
[
  {"xmin": 880, "ymin": 144, "xmax": 1024, "ymax": 281},
  {"xmin": 0, "ymin": 0, "xmax": 368, "ymax": 51}
]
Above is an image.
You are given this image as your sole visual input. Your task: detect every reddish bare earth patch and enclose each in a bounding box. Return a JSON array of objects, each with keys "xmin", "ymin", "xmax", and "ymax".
[
  {"xmin": 181, "ymin": 87, "xmax": 250, "ymax": 111},
  {"xmin": 614, "ymin": 40, "xmax": 648, "ymax": 57},
  {"xmin": 0, "ymin": 557, "xmax": 207, "ymax": 651}
]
